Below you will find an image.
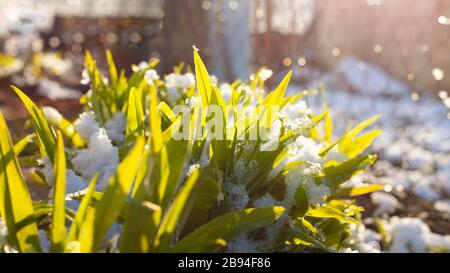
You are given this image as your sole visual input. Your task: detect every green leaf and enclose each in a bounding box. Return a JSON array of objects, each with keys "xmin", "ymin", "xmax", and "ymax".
[
  {"xmin": 339, "ymin": 129, "xmax": 382, "ymax": 158},
  {"xmin": 193, "ymin": 48, "xmax": 212, "ymax": 110},
  {"xmin": 0, "ymin": 111, "xmax": 41, "ymax": 252},
  {"xmin": 152, "ymin": 168, "xmax": 200, "ymax": 252},
  {"xmin": 263, "ymin": 71, "xmax": 292, "ymax": 106},
  {"xmin": 11, "ymin": 86, "xmax": 56, "ymax": 161},
  {"xmin": 300, "ymin": 218, "xmax": 318, "ymax": 234},
  {"xmin": 120, "ymin": 201, "xmax": 161, "ymax": 253},
  {"xmin": 159, "ymin": 122, "xmax": 190, "ymax": 211},
  {"xmin": 336, "ymin": 184, "xmax": 385, "ymax": 197},
  {"xmin": 338, "ymin": 115, "xmax": 381, "ymax": 152},
  {"xmin": 292, "ymin": 184, "xmax": 309, "ymax": 218},
  {"xmin": 318, "ymin": 154, "xmax": 377, "ymax": 187},
  {"xmin": 324, "ymin": 110, "xmax": 333, "ymax": 143},
  {"xmin": 106, "ymin": 49, "xmax": 118, "ymax": 86},
  {"xmin": 171, "ymin": 206, "xmax": 285, "ymax": 253},
  {"xmin": 126, "ymin": 87, "xmax": 145, "ymax": 139},
  {"xmin": 13, "ymin": 133, "xmax": 35, "ymax": 156},
  {"xmin": 159, "ymin": 101, "xmax": 177, "ymax": 123},
  {"xmin": 46, "ymin": 115, "xmax": 85, "ymax": 148},
  {"xmin": 306, "ymin": 205, "xmax": 358, "ymax": 225},
  {"xmin": 66, "ymin": 174, "xmax": 98, "ymax": 249},
  {"xmin": 180, "ymin": 178, "xmax": 220, "ymax": 237},
  {"xmin": 91, "ymin": 137, "xmax": 146, "ymax": 251},
  {"xmin": 149, "ymin": 84, "xmax": 163, "ymax": 153},
  {"xmin": 51, "ymin": 131, "xmax": 67, "ymax": 252}
]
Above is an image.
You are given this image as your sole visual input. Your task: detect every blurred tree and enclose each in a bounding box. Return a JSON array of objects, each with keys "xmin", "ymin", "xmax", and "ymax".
[
  {"xmin": 208, "ymin": 0, "xmax": 251, "ymax": 81},
  {"xmin": 159, "ymin": 0, "xmax": 209, "ymax": 73}
]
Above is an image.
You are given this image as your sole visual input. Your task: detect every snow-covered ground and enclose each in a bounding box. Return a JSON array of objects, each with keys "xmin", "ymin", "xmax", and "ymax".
[{"xmin": 289, "ymin": 56, "xmax": 450, "ymax": 252}]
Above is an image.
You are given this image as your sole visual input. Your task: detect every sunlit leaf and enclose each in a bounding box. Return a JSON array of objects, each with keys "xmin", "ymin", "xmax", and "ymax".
[
  {"xmin": 11, "ymin": 86, "xmax": 56, "ymax": 161},
  {"xmin": 171, "ymin": 206, "xmax": 285, "ymax": 253},
  {"xmin": 50, "ymin": 131, "xmax": 67, "ymax": 252},
  {"xmin": 152, "ymin": 168, "xmax": 200, "ymax": 252},
  {"xmin": 0, "ymin": 111, "xmax": 41, "ymax": 252}
]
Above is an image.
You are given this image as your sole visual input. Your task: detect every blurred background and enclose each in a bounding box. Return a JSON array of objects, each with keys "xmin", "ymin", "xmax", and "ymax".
[{"xmin": 0, "ymin": 0, "xmax": 449, "ymax": 234}]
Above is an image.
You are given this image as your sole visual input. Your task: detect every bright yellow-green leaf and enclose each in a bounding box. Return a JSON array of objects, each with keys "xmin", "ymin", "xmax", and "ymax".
[
  {"xmin": 91, "ymin": 137, "xmax": 145, "ymax": 251},
  {"xmin": 106, "ymin": 49, "xmax": 118, "ymax": 86},
  {"xmin": 66, "ymin": 174, "xmax": 98, "ymax": 248},
  {"xmin": 306, "ymin": 205, "xmax": 358, "ymax": 224},
  {"xmin": 179, "ymin": 178, "xmax": 220, "ymax": 237},
  {"xmin": 120, "ymin": 201, "xmax": 161, "ymax": 253},
  {"xmin": 193, "ymin": 48, "xmax": 212, "ymax": 110},
  {"xmin": 337, "ymin": 184, "xmax": 385, "ymax": 197},
  {"xmin": 324, "ymin": 110, "xmax": 333, "ymax": 143},
  {"xmin": 317, "ymin": 154, "xmax": 377, "ymax": 187},
  {"xmin": 339, "ymin": 129, "xmax": 382, "ymax": 158},
  {"xmin": 153, "ymin": 168, "xmax": 200, "ymax": 252},
  {"xmin": 149, "ymin": 84, "xmax": 163, "ymax": 153},
  {"xmin": 338, "ymin": 115, "xmax": 381, "ymax": 151},
  {"xmin": 264, "ymin": 71, "xmax": 292, "ymax": 106},
  {"xmin": 126, "ymin": 87, "xmax": 145, "ymax": 139},
  {"xmin": 285, "ymin": 238, "xmax": 313, "ymax": 246},
  {"xmin": 11, "ymin": 86, "xmax": 56, "ymax": 160},
  {"xmin": 171, "ymin": 206, "xmax": 285, "ymax": 253},
  {"xmin": 51, "ymin": 131, "xmax": 67, "ymax": 252},
  {"xmin": 13, "ymin": 133, "xmax": 35, "ymax": 156},
  {"xmin": 0, "ymin": 111, "xmax": 41, "ymax": 252},
  {"xmin": 300, "ymin": 218, "xmax": 318, "ymax": 234},
  {"xmin": 159, "ymin": 121, "xmax": 190, "ymax": 211},
  {"xmin": 46, "ymin": 116, "xmax": 85, "ymax": 148},
  {"xmin": 159, "ymin": 101, "xmax": 177, "ymax": 123}
]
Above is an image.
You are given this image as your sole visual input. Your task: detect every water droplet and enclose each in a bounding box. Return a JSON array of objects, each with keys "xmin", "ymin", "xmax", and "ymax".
[
  {"xmin": 438, "ymin": 90, "xmax": 448, "ymax": 100},
  {"xmin": 432, "ymin": 68, "xmax": 444, "ymax": 81},
  {"xmin": 374, "ymin": 44, "xmax": 383, "ymax": 53},
  {"xmin": 406, "ymin": 73, "xmax": 415, "ymax": 81},
  {"xmin": 283, "ymin": 57, "xmax": 292, "ymax": 66},
  {"xmin": 228, "ymin": 0, "xmax": 239, "ymax": 10},
  {"xmin": 202, "ymin": 1, "xmax": 212, "ymax": 10},
  {"xmin": 297, "ymin": 57, "xmax": 306, "ymax": 66},
  {"xmin": 384, "ymin": 185, "xmax": 393, "ymax": 192},
  {"xmin": 331, "ymin": 47, "xmax": 341, "ymax": 57}
]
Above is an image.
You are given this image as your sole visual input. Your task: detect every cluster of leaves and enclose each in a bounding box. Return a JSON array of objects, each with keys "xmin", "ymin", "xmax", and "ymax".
[{"xmin": 0, "ymin": 49, "xmax": 382, "ymax": 252}]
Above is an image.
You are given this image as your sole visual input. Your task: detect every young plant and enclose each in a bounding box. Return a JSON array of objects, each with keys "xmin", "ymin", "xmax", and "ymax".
[{"xmin": 0, "ymin": 48, "xmax": 382, "ymax": 253}]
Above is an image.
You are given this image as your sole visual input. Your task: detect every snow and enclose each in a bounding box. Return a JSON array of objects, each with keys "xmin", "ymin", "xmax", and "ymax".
[
  {"xmin": 38, "ymin": 78, "xmax": 81, "ymax": 100},
  {"xmin": 250, "ymin": 68, "xmax": 273, "ymax": 82},
  {"xmin": 41, "ymin": 157, "xmax": 88, "ymax": 199},
  {"xmin": 144, "ymin": 69, "xmax": 159, "ymax": 85},
  {"xmin": 371, "ymin": 192, "xmax": 399, "ymax": 216},
  {"xmin": 337, "ymin": 56, "xmax": 409, "ymax": 97},
  {"xmin": 42, "ymin": 106, "xmax": 63, "ymax": 125},
  {"xmin": 346, "ymin": 224, "xmax": 381, "ymax": 253},
  {"xmin": 288, "ymin": 135, "xmax": 322, "ymax": 164},
  {"xmin": 0, "ymin": 218, "xmax": 8, "ymax": 247},
  {"xmin": 413, "ymin": 182, "xmax": 441, "ymax": 202},
  {"xmin": 74, "ymin": 111, "xmax": 100, "ymax": 142},
  {"xmin": 386, "ymin": 217, "xmax": 450, "ymax": 253},
  {"xmin": 433, "ymin": 199, "xmax": 450, "ymax": 214},
  {"xmin": 226, "ymin": 234, "xmax": 257, "ymax": 253},
  {"xmin": 219, "ymin": 83, "xmax": 232, "ymax": 102},
  {"xmin": 38, "ymin": 230, "xmax": 50, "ymax": 253},
  {"xmin": 72, "ymin": 128, "xmax": 119, "ymax": 191},
  {"xmin": 40, "ymin": 53, "xmax": 72, "ymax": 76},
  {"xmin": 165, "ymin": 72, "xmax": 195, "ymax": 90},
  {"xmin": 225, "ymin": 183, "xmax": 249, "ymax": 211},
  {"xmin": 253, "ymin": 193, "xmax": 277, "ymax": 208},
  {"xmin": 105, "ymin": 111, "xmax": 126, "ymax": 145}
]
